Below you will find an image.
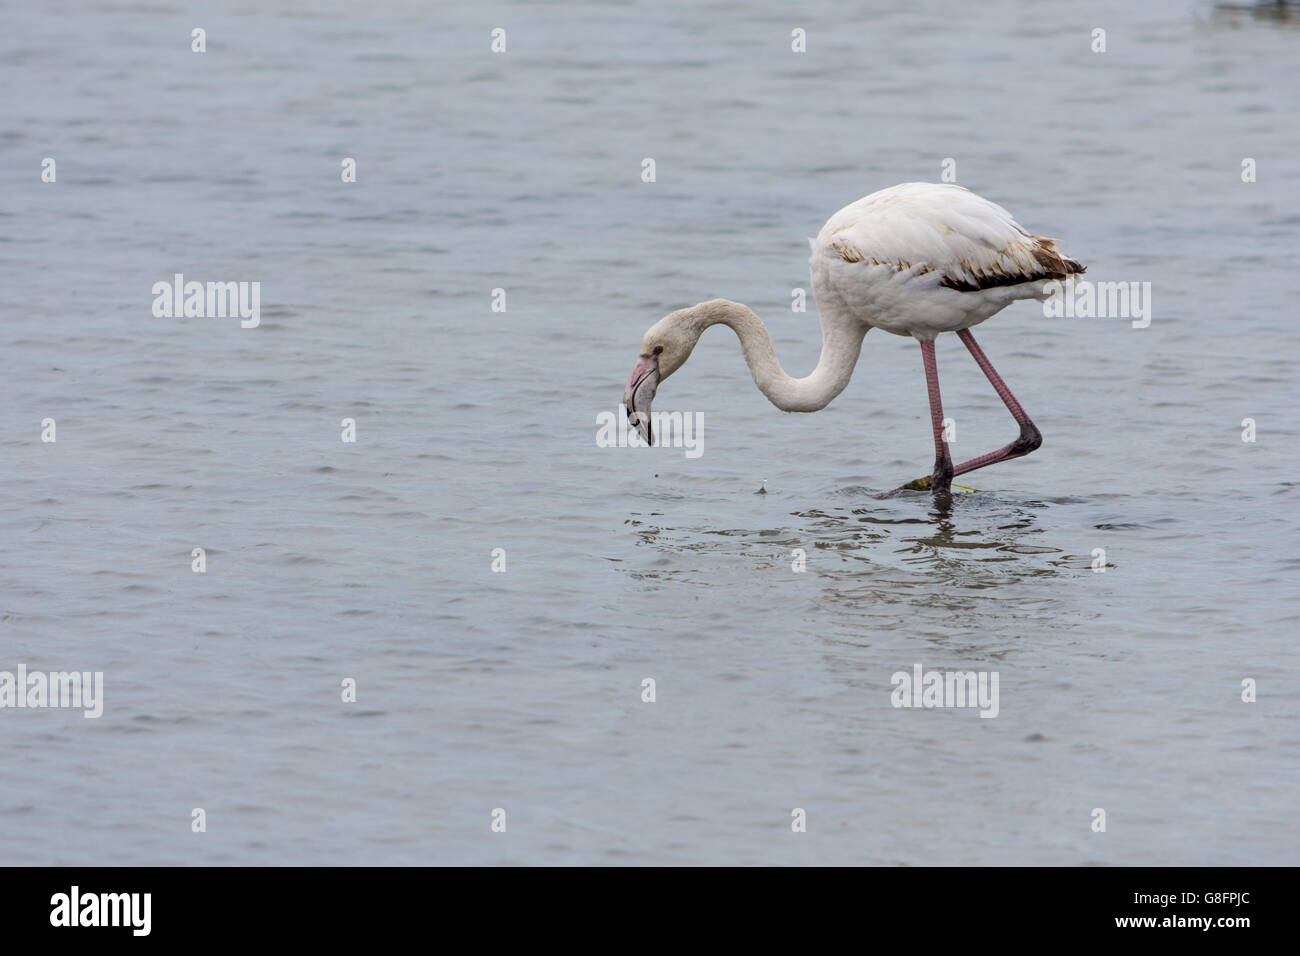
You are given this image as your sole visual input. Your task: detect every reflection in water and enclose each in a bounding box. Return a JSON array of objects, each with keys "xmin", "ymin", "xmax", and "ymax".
[
  {"xmin": 1210, "ymin": 1, "xmax": 1300, "ymax": 27},
  {"xmin": 622, "ymin": 487, "xmax": 1096, "ymax": 653}
]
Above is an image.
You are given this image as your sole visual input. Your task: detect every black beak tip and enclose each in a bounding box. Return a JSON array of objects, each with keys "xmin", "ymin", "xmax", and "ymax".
[{"xmin": 625, "ymin": 409, "xmax": 652, "ymax": 445}]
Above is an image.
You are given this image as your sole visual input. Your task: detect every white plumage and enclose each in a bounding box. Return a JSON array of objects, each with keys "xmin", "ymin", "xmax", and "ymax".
[
  {"xmin": 810, "ymin": 182, "xmax": 1083, "ymax": 341},
  {"xmin": 625, "ymin": 182, "xmax": 1084, "ymax": 492}
]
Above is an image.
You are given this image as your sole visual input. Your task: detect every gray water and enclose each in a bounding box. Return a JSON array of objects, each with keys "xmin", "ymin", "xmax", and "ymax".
[{"xmin": 1, "ymin": 0, "xmax": 1297, "ymax": 866}]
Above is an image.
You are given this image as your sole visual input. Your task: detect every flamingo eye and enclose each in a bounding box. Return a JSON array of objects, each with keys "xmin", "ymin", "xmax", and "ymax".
[{"xmin": 653, "ymin": 346, "xmax": 663, "ymax": 355}]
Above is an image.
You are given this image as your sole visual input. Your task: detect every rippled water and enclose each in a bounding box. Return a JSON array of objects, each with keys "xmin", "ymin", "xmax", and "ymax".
[{"xmin": 1, "ymin": 0, "xmax": 1297, "ymax": 865}]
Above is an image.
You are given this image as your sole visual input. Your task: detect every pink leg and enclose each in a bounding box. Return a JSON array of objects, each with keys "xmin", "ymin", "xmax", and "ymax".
[
  {"xmin": 950, "ymin": 329, "xmax": 1041, "ymax": 478},
  {"xmin": 919, "ymin": 340, "xmax": 954, "ymax": 492}
]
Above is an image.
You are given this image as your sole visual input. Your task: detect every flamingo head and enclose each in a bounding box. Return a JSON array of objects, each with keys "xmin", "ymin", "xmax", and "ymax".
[{"xmin": 624, "ymin": 308, "xmax": 702, "ymax": 445}]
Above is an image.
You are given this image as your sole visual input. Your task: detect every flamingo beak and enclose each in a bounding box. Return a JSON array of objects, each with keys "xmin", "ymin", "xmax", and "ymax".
[{"xmin": 623, "ymin": 356, "xmax": 659, "ymax": 446}]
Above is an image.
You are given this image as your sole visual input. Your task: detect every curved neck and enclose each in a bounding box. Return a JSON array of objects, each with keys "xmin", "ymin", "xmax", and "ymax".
[{"xmin": 694, "ymin": 299, "xmax": 865, "ymax": 412}]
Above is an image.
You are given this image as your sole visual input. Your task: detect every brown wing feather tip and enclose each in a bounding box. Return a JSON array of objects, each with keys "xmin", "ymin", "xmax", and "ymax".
[
  {"xmin": 834, "ymin": 223, "xmax": 1085, "ymax": 290},
  {"xmin": 1033, "ymin": 235, "xmax": 1086, "ymax": 275},
  {"xmin": 940, "ymin": 272, "xmax": 1055, "ymax": 292},
  {"xmin": 939, "ymin": 259, "xmax": 1086, "ymax": 292},
  {"xmin": 831, "ymin": 238, "xmax": 863, "ymax": 263}
]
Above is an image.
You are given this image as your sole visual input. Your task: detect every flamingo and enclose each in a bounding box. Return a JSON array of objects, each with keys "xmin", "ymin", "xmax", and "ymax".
[{"xmin": 622, "ymin": 182, "xmax": 1085, "ymax": 494}]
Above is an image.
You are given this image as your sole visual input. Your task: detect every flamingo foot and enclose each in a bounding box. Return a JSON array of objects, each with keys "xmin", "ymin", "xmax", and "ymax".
[
  {"xmin": 951, "ymin": 423, "xmax": 1042, "ymax": 477},
  {"xmin": 895, "ymin": 476, "xmax": 979, "ymax": 493}
]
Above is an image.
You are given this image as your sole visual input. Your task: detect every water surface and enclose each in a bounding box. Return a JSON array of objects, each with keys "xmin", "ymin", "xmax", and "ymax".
[{"xmin": 0, "ymin": 0, "xmax": 1297, "ymax": 865}]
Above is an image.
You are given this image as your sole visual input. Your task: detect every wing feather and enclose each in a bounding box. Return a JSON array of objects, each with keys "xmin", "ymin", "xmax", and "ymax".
[{"xmin": 816, "ymin": 183, "xmax": 1084, "ymax": 293}]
